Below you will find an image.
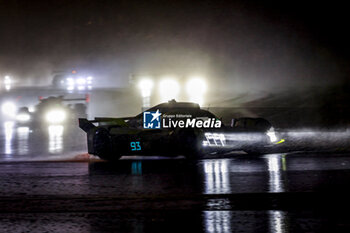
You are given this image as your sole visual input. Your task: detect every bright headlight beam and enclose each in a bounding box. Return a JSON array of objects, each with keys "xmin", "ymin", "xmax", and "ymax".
[
  {"xmin": 138, "ymin": 79, "xmax": 154, "ymax": 97},
  {"xmin": 66, "ymin": 77, "xmax": 74, "ymax": 84},
  {"xmin": 87, "ymin": 76, "xmax": 93, "ymax": 84},
  {"xmin": 267, "ymin": 127, "xmax": 278, "ymax": 143},
  {"xmin": 4, "ymin": 76, "xmax": 11, "ymax": 84},
  {"xmin": 186, "ymin": 78, "xmax": 206, "ymax": 105},
  {"xmin": 4, "ymin": 76, "xmax": 12, "ymax": 91},
  {"xmin": 1, "ymin": 102, "xmax": 16, "ymax": 117},
  {"xmin": 159, "ymin": 78, "xmax": 180, "ymax": 102},
  {"xmin": 16, "ymin": 114, "xmax": 30, "ymax": 122},
  {"xmin": 45, "ymin": 110, "xmax": 66, "ymax": 124},
  {"xmin": 76, "ymin": 78, "xmax": 86, "ymax": 85}
]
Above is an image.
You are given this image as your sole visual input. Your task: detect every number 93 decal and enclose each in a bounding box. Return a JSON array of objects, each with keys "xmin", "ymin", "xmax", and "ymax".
[{"xmin": 130, "ymin": 141, "xmax": 141, "ymax": 151}]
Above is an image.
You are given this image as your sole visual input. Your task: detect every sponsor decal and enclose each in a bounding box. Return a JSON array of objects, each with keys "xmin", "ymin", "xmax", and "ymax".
[
  {"xmin": 143, "ymin": 110, "xmax": 221, "ymax": 129},
  {"xmin": 143, "ymin": 110, "xmax": 162, "ymax": 129}
]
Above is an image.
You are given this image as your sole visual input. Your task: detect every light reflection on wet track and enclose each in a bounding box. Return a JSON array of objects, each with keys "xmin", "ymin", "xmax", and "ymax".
[
  {"xmin": 1, "ymin": 124, "xmax": 350, "ymax": 231},
  {"xmin": 1, "ymin": 154, "xmax": 350, "ymax": 232},
  {"xmin": 0, "ymin": 121, "xmax": 86, "ymax": 161}
]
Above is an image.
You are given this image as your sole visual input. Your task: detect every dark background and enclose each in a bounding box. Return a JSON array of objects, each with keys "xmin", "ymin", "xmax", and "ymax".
[
  {"xmin": 1, "ymin": 0, "xmax": 349, "ymax": 88},
  {"xmin": 1, "ymin": 0, "xmax": 350, "ymax": 127}
]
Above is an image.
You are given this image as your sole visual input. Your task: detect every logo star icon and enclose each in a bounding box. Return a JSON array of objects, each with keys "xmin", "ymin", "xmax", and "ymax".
[{"xmin": 151, "ymin": 109, "xmax": 161, "ymax": 122}]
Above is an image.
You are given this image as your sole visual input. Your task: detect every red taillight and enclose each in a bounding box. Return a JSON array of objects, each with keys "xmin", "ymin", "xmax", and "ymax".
[{"xmin": 85, "ymin": 94, "xmax": 90, "ymax": 103}]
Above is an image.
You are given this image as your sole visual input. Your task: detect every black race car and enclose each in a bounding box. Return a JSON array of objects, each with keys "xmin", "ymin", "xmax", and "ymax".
[{"xmin": 79, "ymin": 100, "xmax": 284, "ymax": 161}]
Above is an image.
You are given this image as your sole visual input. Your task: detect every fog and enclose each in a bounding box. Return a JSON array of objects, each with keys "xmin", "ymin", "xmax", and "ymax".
[{"xmin": 1, "ymin": 0, "xmax": 348, "ymax": 99}]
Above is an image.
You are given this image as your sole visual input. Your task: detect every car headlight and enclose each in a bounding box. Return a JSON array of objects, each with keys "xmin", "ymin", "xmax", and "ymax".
[
  {"xmin": 45, "ymin": 110, "xmax": 66, "ymax": 124},
  {"xmin": 16, "ymin": 113, "xmax": 30, "ymax": 122},
  {"xmin": 1, "ymin": 102, "xmax": 17, "ymax": 117},
  {"xmin": 76, "ymin": 78, "xmax": 86, "ymax": 85},
  {"xmin": 266, "ymin": 127, "xmax": 278, "ymax": 143},
  {"xmin": 138, "ymin": 78, "xmax": 154, "ymax": 98}
]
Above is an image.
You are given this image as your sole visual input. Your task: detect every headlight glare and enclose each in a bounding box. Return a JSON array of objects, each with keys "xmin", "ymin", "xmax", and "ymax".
[
  {"xmin": 266, "ymin": 127, "xmax": 278, "ymax": 143},
  {"xmin": 1, "ymin": 102, "xmax": 17, "ymax": 117},
  {"xmin": 138, "ymin": 78, "xmax": 154, "ymax": 98},
  {"xmin": 16, "ymin": 114, "xmax": 30, "ymax": 122},
  {"xmin": 45, "ymin": 110, "xmax": 66, "ymax": 124},
  {"xmin": 186, "ymin": 78, "xmax": 206, "ymax": 105}
]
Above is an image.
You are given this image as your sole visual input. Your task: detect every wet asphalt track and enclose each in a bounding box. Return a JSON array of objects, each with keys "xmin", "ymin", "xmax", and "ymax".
[{"xmin": 1, "ymin": 123, "xmax": 350, "ymax": 232}]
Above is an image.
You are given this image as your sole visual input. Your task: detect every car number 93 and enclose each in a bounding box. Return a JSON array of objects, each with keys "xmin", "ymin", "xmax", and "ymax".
[{"xmin": 130, "ymin": 141, "xmax": 141, "ymax": 151}]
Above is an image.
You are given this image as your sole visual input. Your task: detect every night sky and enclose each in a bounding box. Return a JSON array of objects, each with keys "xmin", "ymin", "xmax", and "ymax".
[{"xmin": 0, "ymin": 0, "xmax": 349, "ymax": 92}]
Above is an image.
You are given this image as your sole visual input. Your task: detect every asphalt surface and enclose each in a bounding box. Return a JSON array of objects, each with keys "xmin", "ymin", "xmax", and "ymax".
[{"xmin": 1, "ymin": 123, "xmax": 350, "ymax": 232}]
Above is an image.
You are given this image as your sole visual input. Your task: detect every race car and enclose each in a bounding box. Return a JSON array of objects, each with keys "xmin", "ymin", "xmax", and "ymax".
[
  {"xmin": 15, "ymin": 96, "xmax": 87, "ymax": 129},
  {"xmin": 79, "ymin": 100, "xmax": 284, "ymax": 161},
  {"xmin": 52, "ymin": 70, "xmax": 93, "ymax": 92},
  {"xmin": 15, "ymin": 107, "xmax": 32, "ymax": 126}
]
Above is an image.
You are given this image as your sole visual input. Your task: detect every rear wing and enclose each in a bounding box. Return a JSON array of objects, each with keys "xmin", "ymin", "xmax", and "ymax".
[
  {"xmin": 39, "ymin": 94, "xmax": 90, "ymax": 103},
  {"xmin": 78, "ymin": 117, "xmax": 132, "ymax": 132},
  {"xmin": 78, "ymin": 118, "xmax": 96, "ymax": 132}
]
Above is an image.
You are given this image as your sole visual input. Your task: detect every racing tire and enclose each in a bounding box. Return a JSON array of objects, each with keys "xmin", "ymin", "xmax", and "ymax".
[
  {"xmin": 93, "ymin": 128, "xmax": 121, "ymax": 162},
  {"xmin": 177, "ymin": 129, "xmax": 205, "ymax": 160}
]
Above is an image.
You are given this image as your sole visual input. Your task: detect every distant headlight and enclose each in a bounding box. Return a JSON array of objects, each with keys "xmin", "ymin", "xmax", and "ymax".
[
  {"xmin": 4, "ymin": 76, "xmax": 12, "ymax": 91},
  {"xmin": 266, "ymin": 127, "xmax": 278, "ymax": 143},
  {"xmin": 87, "ymin": 76, "xmax": 93, "ymax": 84},
  {"xmin": 138, "ymin": 78, "xmax": 154, "ymax": 97},
  {"xmin": 45, "ymin": 109, "xmax": 66, "ymax": 124},
  {"xmin": 76, "ymin": 78, "xmax": 86, "ymax": 85},
  {"xmin": 16, "ymin": 113, "xmax": 30, "ymax": 122},
  {"xmin": 1, "ymin": 102, "xmax": 17, "ymax": 117},
  {"xmin": 186, "ymin": 78, "xmax": 206, "ymax": 106}
]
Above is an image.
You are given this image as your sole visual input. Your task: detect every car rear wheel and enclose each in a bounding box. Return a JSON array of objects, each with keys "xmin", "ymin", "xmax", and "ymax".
[
  {"xmin": 177, "ymin": 129, "xmax": 205, "ymax": 159},
  {"xmin": 93, "ymin": 128, "xmax": 121, "ymax": 161}
]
